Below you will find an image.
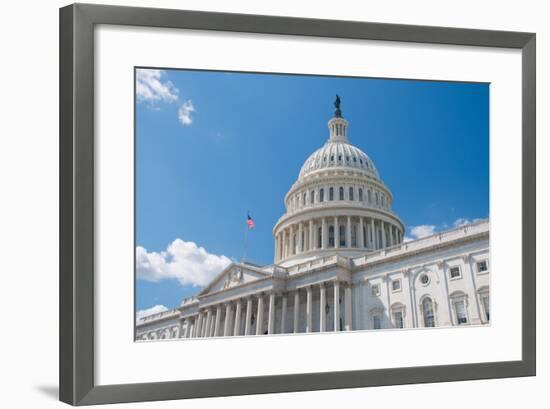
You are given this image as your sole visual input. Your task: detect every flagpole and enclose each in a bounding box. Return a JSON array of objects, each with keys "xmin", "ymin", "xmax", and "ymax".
[{"xmin": 242, "ymin": 222, "xmax": 249, "ymax": 263}]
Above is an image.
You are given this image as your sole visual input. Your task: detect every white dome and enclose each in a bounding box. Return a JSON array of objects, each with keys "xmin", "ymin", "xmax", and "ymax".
[
  {"xmin": 298, "ymin": 141, "xmax": 380, "ymax": 180},
  {"xmin": 273, "ymin": 98, "xmax": 404, "ymax": 267}
]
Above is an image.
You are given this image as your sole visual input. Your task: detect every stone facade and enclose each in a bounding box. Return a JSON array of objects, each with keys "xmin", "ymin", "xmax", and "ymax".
[{"xmin": 136, "ymin": 103, "xmax": 490, "ymax": 341}]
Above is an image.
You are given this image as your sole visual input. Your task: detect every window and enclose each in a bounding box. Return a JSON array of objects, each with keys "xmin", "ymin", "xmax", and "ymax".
[
  {"xmin": 392, "ymin": 310, "xmax": 404, "ymax": 329},
  {"xmin": 358, "ymin": 188, "xmax": 363, "ymax": 201},
  {"xmin": 339, "ymin": 225, "xmax": 346, "ymax": 247},
  {"xmin": 319, "ymin": 188, "xmax": 324, "ymax": 202},
  {"xmin": 349, "ymin": 187, "xmax": 354, "ymax": 200},
  {"xmin": 391, "ymin": 279, "xmax": 401, "ymax": 292},
  {"xmin": 367, "ymin": 190, "xmax": 372, "ymax": 203},
  {"xmin": 449, "ymin": 266, "xmax": 461, "ymax": 279},
  {"xmin": 479, "ymin": 287, "xmax": 490, "ymax": 322},
  {"xmin": 420, "ymin": 273, "xmax": 430, "ymax": 286},
  {"xmin": 302, "ymin": 192, "xmax": 306, "ymax": 206},
  {"xmin": 329, "ymin": 187, "xmax": 334, "ymax": 201},
  {"xmin": 310, "ymin": 190, "xmax": 315, "ymax": 204},
  {"xmin": 339, "ymin": 187, "xmax": 344, "ymax": 200},
  {"xmin": 453, "ymin": 300, "xmax": 468, "ymax": 325},
  {"xmin": 328, "ymin": 226, "xmax": 335, "ymax": 247},
  {"xmin": 317, "ymin": 227, "xmax": 322, "ymax": 249},
  {"xmin": 422, "ymin": 297, "xmax": 436, "ymax": 327},
  {"xmin": 477, "ymin": 260, "xmax": 488, "ymax": 273},
  {"xmin": 330, "ymin": 155, "xmax": 334, "ymax": 162},
  {"xmin": 372, "ymin": 314, "xmax": 382, "ymax": 330},
  {"xmin": 338, "ymin": 155, "xmax": 342, "ymax": 161},
  {"xmin": 371, "ymin": 284, "xmax": 380, "ymax": 296},
  {"xmin": 375, "ymin": 192, "xmax": 379, "ymax": 205},
  {"xmin": 346, "ymin": 155, "xmax": 350, "ymax": 162}
]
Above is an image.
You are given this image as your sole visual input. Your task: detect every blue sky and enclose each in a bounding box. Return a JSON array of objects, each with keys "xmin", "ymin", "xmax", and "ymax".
[{"xmin": 135, "ymin": 68, "xmax": 489, "ymax": 316}]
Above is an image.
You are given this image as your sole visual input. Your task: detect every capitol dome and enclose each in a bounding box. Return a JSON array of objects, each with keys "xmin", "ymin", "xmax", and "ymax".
[
  {"xmin": 298, "ymin": 138, "xmax": 380, "ymax": 180},
  {"xmin": 273, "ymin": 96, "xmax": 404, "ymax": 266}
]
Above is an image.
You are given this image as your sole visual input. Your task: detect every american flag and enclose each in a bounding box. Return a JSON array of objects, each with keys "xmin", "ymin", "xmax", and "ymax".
[{"xmin": 246, "ymin": 213, "xmax": 255, "ymax": 229}]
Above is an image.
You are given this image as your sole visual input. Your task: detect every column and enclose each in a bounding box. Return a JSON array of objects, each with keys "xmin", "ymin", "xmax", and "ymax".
[
  {"xmin": 381, "ymin": 221, "xmax": 387, "ymax": 248},
  {"xmin": 306, "ymin": 286, "xmax": 313, "ymax": 333},
  {"xmin": 309, "ymin": 220, "xmax": 314, "ymax": 251},
  {"xmin": 319, "ymin": 283, "xmax": 326, "ymax": 332},
  {"xmin": 298, "ymin": 223, "xmax": 303, "ymax": 254},
  {"xmin": 244, "ymin": 297, "xmax": 253, "ymax": 335},
  {"xmin": 204, "ymin": 309, "xmax": 212, "ymax": 338},
  {"xmin": 214, "ymin": 305, "xmax": 222, "ymax": 336},
  {"xmin": 256, "ymin": 295, "xmax": 264, "ymax": 335},
  {"xmin": 195, "ymin": 312, "xmax": 203, "ymax": 338},
  {"xmin": 346, "ymin": 216, "xmax": 352, "ymax": 247},
  {"xmin": 293, "ymin": 291, "xmax": 300, "ymax": 333},
  {"xmin": 334, "ymin": 216, "xmax": 340, "ymax": 248},
  {"xmin": 223, "ymin": 303, "xmax": 233, "ymax": 336},
  {"xmin": 370, "ymin": 218, "xmax": 378, "ymax": 250},
  {"xmin": 334, "ymin": 281, "xmax": 340, "ymax": 331},
  {"xmin": 321, "ymin": 218, "xmax": 327, "ymax": 249},
  {"xmin": 268, "ymin": 292, "xmax": 276, "ymax": 334},
  {"xmin": 183, "ymin": 318, "xmax": 189, "ymax": 338},
  {"xmin": 209, "ymin": 310, "xmax": 215, "ymax": 336},
  {"xmin": 275, "ymin": 235, "xmax": 279, "ymax": 262},
  {"xmin": 234, "ymin": 299, "xmax": 242, "ymax": 336},
  {"xmin": 281, "ymin": 293, "xmax": 288, "ymax": 333},
  {"xmin": 344, "ymin": 284, "xmax": 352, "ymax": 331},
  {"xmin": 359, "ymin": 217, "xmax": 365, "ymax": 248}
]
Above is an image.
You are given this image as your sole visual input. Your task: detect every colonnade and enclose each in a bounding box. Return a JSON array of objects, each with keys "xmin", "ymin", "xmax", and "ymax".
[
  {"xmin": 179, "ymin": 280, "xmax": 353, "ymax": 338},
  {"xmin": 275, "ymin": 216, "xmax": 402, "ymax": 262}
]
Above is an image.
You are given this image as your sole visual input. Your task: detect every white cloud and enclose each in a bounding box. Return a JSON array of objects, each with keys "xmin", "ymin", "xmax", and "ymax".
[
  {"xmin": 453, "ymin": 217, "xmax": 482, "ymax": 227},
  {"xmin": 178, "ymin": 100, "xmax": 195, "ymax": 125},
  {"xmin": 409, "ymin": 224, "xmax": 437, "ymax": 239},
  {"xmin": 136, "ymin": 238, "xmax": 231, "ymax": 287},
  {"xmin": 136, "ymin": 305, "xmax": 168, "ymax": 321},
  {"xmin": 403, "ymin": 236, "xmax": 414, "ymax": 243},
  {"xmin": 136, "ymin": 69, "xmax": 179, "ymax": 104}
]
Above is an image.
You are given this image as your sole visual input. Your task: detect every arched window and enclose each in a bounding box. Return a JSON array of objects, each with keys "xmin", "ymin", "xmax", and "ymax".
[
  {"xmin": 422, "ymin": 297, "xmax": 436, "ymax": 327},
  {"xmin": 310, "ymin": 190, "xmax": 315, "ymax": 204},
  {"xmin": 328, "ymin": 226, "xmax": 335, "ymax": 247},
  {"xmin": 367, "ymin": 190, "xmax": 372, "ymax": 203},
  {"xmin": 302, "ymin": 192, "xmax": 306, "ymax": 206},
  {"xmin": 339, "ymin": 187, "xmax": 344, "ymax": 200},
  {"xmin": 478, "ymin": 286, "xmax": 490, "ymax": 322},
  {"xmin": 329, "ymin": 187, "xmax": 334, "ymax": 201},
  {"xmin": 319, "ymin": 188, "xmax": 324, "ymax": 202},
  {"xmin": 349, "ymin": 187, "xmax": 354, "ymax": 201},
  {"xmin": 358, "ymin": 188, "xmax": 363, "ymax": 201}
]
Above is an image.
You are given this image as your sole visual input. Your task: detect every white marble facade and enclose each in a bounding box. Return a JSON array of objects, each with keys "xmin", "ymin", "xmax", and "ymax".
[{"xmin": 136, "ymin": 104, "xmax": 490, "ymax": 341}]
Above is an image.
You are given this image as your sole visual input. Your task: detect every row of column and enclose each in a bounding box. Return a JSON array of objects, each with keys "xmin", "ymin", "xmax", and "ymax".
[
  {"xmin": 275, "ymin": 217, "xmax": 402, "ymax": 261},
  {"xmin": 181, "ymin": 281, "xmax": 353, "ymax": 338}
]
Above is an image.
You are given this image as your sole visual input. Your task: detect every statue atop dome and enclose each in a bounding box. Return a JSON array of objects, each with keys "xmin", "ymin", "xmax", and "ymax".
[{"xmin": 334, "ymin": 94, "xmax": 342, "ymax": 118}]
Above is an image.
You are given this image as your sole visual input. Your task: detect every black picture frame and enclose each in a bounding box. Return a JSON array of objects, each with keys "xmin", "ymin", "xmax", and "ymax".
[{"xmin": 59, "ymin": 3, "xmax": 536, "ymax": 406}]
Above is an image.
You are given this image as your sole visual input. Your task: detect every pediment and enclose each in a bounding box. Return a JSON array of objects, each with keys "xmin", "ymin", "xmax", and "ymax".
[{"xmin": 199, "ymin": 263, "xmax": 271, "ymax": 295}]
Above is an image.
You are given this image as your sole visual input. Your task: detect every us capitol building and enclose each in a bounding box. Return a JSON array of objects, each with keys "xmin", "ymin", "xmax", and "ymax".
[{"xmin": 137, "ymin": 98, "xmax": 490, "ymax": 340}]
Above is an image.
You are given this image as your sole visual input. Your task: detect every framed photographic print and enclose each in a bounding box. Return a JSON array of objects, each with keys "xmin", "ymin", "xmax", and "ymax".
[{"xmin": 59, "ymin": 3, "xmax": 536, "ymax": 406}]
